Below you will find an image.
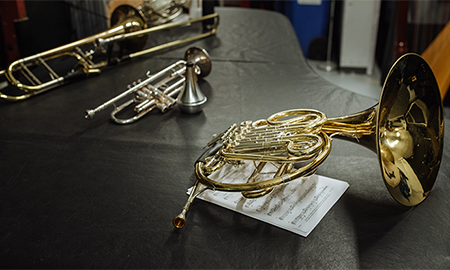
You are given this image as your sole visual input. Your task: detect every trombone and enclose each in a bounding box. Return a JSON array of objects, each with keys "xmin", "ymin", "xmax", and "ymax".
[
  {"xmin": 173, "ymin": 53, "xmax": 444, "ymax": 229},
  {"xmin": 0, "ymin": 1, "xmax": 219, "ymax": 101},
  {"xmin": 85, "ymin": 47, "xmax": 210, "ymax": 124}
]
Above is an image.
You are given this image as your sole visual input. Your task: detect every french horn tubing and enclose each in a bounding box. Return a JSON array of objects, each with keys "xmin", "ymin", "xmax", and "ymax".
[
  {"xmin": 85, "ymin": 47, "xmax": 210, "ymax": 124},
  {"xmin": 173, "ymin": 53, "xmax": 444, "ymax": 229},
  {"xmin": 145, "ymin": 0, "xmax": 185, "ymax": 26},
  {"xmin": 0, "ymin": 1, "xmax": 219, "ymax": 101}
]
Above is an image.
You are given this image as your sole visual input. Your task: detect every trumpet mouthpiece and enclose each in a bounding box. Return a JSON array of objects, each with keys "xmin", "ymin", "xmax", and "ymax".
[{"xmin": 85, "ymin": 110, "xmax": 95, "ymax": 120}]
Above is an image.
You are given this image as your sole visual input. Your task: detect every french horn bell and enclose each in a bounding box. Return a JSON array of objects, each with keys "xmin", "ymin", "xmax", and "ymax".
[{"xmin": 173, "ymin": 53, "xmax": 444, "ymax": 229}]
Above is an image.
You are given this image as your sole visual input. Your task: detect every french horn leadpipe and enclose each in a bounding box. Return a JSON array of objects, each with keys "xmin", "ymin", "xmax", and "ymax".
[
  {"xmin": 173, "ymin": 53, "xmax": 444, "ymax": 229},
  {"xmin": 85, "ymin": 47, "xmax": 210, "ymax": 124},
  {"xmin": 0, "ymin": 4, "xmax": 219, "ymax": 101}
]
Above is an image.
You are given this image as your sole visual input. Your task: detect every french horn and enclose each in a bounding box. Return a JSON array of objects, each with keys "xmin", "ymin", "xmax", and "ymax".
[
  {"xmin": 173, "ymin": 53, "xmax": 444, "ymax": 229},
  {"xmin": 0, "ymin": 1, "xmax": 219, "ymax": 101},
  {"xmin": 85, "ymin": 47, "xmax": 210, "ymax": 124}
]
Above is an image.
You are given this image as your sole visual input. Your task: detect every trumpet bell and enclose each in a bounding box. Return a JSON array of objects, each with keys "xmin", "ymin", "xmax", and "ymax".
[
  {"xmin": 185, "ymin": 47, "xmax": 212, "ymax": 78},
  {"xmin": 376, "ymin": 53, "xmax": 443, "ymax": 206}
]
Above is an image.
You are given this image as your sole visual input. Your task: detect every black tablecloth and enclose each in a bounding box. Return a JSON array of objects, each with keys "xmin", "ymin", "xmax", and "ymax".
[{"xmin": 1, "ymin": 7, "xmax": 449, "ymax": 269}]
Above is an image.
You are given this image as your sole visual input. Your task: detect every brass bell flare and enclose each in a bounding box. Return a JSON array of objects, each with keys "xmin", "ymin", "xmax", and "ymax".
[{"xmin": 184, "ymin": 47, "xmax": 212, "ymax": 78}]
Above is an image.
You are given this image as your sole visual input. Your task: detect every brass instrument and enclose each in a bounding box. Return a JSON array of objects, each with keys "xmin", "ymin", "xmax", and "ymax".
[
  {"xmin": 85, "ymin": 47, "xmax": 210, "ymax": 124},
  {"xmin": 173, "ymin": 53, "xmax": 444, "ymax": 229},
  {"xmin": 147, "ymin": 0, "xmax": 185, "ymax": 25},
  {"xmin": 0, "ymin": 1, "xmax": 219, "ymax": 101}
]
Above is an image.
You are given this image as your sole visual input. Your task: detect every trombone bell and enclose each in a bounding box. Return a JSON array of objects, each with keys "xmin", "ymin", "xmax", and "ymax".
[{"xmin": 0, "ymin": 2, "xmax": 219, "ymax": 101}]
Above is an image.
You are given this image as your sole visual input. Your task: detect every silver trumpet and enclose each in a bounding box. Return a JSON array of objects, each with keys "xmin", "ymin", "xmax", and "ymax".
[{"xmin": 85, "ymin": 47, "xmax": 210, "ymax": 124}]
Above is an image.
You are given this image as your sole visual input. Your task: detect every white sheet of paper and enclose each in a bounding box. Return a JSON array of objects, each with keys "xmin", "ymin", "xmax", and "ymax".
[{"xmin": 189, "ymin": 161, "xmax": 349, "ymax": 237}]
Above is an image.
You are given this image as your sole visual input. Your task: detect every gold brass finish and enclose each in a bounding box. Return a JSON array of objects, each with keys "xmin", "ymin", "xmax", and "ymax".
[
  {"xmin": 173, "ymin": 53, "xmax": 444, "ymax": 228},
  {"xmin": 0, "ymin": 2, "xmax": 219, "ymax": 101}
]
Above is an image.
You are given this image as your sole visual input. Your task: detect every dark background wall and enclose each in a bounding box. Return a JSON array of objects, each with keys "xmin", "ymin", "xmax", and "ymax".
[
  {"xmin": 19, "ymin": 1, "xmax": 73, "ymax": 55},
  {"xmin": 1, "ymin": 0, "xmax": 449, "ymax": 76},
  {"xmin": 0, "ymin": 0, "xmax": 106, "ymax": 70}
]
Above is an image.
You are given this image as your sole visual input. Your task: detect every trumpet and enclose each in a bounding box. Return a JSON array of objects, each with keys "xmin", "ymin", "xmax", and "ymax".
[
  {"xmin": 173, "ymin": 53, "xmax": 444, "ymax": 229},
  {"xmin": 85, "ymin": 47, "xmax": 210, "ymax": 124},
  {"xmin": 0, "ymin": 1, "xmax": 219, "ymax": 101}
]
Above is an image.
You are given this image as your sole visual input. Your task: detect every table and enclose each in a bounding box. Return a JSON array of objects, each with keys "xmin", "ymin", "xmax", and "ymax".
[{"xmin": 1, "ymin": 7, "xmax": 449, "ymax": 269}]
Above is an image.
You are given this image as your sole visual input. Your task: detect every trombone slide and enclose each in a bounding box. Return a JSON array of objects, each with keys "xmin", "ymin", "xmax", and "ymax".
[{"xmin": 0, "ymin": 12, "xmax": 219, "ymax": 101}]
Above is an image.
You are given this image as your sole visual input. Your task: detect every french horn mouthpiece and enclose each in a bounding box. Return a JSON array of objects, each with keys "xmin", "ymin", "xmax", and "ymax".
[{"xmin": 173, "ymin": 212, "xmax": 187, "ymax": 229}]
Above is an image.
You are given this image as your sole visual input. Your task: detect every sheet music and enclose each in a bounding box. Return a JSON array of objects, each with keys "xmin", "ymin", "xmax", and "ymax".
[{"xmin": 189, "ymin": 161, "xmax": 349, "ymax": 237}]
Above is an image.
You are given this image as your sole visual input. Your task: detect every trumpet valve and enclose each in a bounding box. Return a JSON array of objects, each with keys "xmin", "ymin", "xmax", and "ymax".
[
  {"xmin": 156, "ymin": 102, "xmax": 169, "ymax": 113},
  {"xmin": 152, "ymin": 88, "xmax": 177, "ymax": 113}
]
